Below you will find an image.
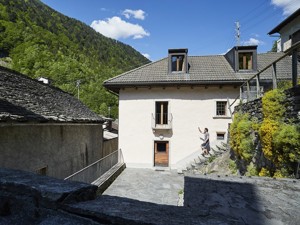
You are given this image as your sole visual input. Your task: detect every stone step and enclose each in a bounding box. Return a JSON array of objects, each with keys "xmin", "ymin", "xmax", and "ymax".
[
  {"xmin": 211, "ymin": 147, "xmax": 223, "ymax": 155},
  {"xmin": 216, "ymin": 145, "xmax": 227, "ymax": 151}
]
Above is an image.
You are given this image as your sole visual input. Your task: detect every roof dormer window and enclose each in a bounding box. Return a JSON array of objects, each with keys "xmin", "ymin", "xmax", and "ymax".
[
  {"xmin": 225, "ymin": 46, "xmax": 257, "ymax": 72},
  {"xmin": 238, "ymin": 52, "xmax": 253, "ymax": 70},
  {"xmin": 171, "ymin": 55, "xmax": 186, "ymax": 72},
  {"xmin": 168, "ymin": 49, "xmax": 188, "ymax": 74}
]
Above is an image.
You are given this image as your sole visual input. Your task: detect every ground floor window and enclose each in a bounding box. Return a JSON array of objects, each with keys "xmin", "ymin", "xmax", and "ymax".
[{"xmin": 216, "ymin": 132, "xmax": 226, "ymax": 140}]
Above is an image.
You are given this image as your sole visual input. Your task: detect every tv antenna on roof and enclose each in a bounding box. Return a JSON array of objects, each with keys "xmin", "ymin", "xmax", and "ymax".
[{"xmin": 235, "ymin": 21, "xmax": 241, "ymax": 46}]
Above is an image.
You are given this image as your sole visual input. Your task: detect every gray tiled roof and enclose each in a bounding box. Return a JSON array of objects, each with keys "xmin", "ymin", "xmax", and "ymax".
[
  {"xmin": 0, "ymin": 66, "xmax": 104, "ymax": 123},
  {"xmin": 104, "ymin": 52, "xmax": 295, "ymax": 91}
]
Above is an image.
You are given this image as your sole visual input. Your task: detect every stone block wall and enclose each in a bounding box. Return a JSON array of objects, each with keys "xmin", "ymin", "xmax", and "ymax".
[
  {"xmin": 284, "ymin": 85, "xmax": 300, "ymax": 123},
  {"xmin": 234, "ymin": 85, "xmax": 300, "ymax": 123}
]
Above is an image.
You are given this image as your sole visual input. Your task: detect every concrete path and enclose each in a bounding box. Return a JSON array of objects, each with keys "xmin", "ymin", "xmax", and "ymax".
[{"xmin": 103, "ymin": 168, "xmax": 184, "ymax": 206}]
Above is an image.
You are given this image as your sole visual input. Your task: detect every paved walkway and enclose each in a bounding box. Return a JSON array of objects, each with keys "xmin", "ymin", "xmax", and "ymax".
[{"xmin": 103, "ymin": 168, "xmax": 184, "ymax": 206}]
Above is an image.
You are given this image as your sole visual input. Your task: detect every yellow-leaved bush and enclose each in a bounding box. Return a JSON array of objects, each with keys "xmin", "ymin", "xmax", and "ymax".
[
  {"xmin": 259, "ymin": 118, "xmax": 279, "ymax": 160},
  {"xmin": 230, "ymin": 88, "xmax": 300, "ymax": 178}
]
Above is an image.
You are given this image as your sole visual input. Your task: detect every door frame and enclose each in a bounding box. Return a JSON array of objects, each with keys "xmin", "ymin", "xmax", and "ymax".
[{"xmin": 153, "ymin": 140, "xmax": 169, "ymax": 167}]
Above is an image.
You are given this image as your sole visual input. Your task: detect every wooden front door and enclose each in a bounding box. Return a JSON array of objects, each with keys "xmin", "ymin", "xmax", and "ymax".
[{"xmin": 154, "ymin": 141, "xmax": 169, "ymax": 167}]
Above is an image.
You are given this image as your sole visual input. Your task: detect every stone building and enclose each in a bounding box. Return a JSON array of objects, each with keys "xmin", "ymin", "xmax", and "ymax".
[{"xmin": 0, "ymin": 66, "xmax": 104, "ymax": 179}]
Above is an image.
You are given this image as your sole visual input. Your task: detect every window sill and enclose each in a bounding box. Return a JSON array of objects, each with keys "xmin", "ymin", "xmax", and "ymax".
[{"xmin": 213, "ymin": 116, "xmax": 231, "ymax": 119}]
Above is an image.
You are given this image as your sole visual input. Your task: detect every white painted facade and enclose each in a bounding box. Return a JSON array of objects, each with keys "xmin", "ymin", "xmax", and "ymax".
[
  {"xmin": 118, "ymin": 86, "xmax": 240, "ymax": 169},
  {"xmin": 276, "ymin": 15, "xmax": 300, "ymax": 52}
]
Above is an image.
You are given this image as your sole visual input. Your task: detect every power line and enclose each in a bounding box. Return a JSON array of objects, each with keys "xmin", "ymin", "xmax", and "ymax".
[{"xmin": 238, "ymin": 1, "xmax": 270, "ymax": 25}]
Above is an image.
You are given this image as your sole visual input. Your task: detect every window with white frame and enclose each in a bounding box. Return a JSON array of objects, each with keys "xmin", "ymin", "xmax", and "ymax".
[{"xmin": 216, "ymin": 101, "xmax": 227, "ymax": 116}]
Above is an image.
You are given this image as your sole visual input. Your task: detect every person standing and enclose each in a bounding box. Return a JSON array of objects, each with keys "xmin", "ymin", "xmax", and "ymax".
[{"xmin": 198, "ymin": 127, "xmax": 210, "ymax": 155}]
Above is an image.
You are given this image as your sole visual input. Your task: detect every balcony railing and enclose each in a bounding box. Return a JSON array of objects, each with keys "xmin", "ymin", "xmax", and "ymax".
[
  {"xmin": 151, "ymin": 113, "xmax": 173, "ymax": 130},
  {"xmin": 240, "ymin": 41, "xmax": 300, "ymax": 103},
  {"xmin": 283, "ymin": 39, "xmax": 292, "ymax": 52}
]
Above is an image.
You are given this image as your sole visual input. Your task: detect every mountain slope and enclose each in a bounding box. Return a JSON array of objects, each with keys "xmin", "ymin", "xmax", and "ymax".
[{"xmin": 0, "ymin": 0, "xmax": 150, "ymax": 118}]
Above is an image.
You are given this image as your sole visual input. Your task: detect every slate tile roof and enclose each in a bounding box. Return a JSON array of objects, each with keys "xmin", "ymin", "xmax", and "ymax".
[
  {"xmin": 104, "ymin": 52, "xmax": 295, "ymax": 92},
  {"xmin": 0, "ymin": 66, "xmax": 104, "ymax": 123}
]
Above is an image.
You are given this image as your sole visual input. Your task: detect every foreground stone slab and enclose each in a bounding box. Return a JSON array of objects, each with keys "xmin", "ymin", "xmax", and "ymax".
[
  {"xmin": 184, "ymin": 174, "xmax": 300, "ymax": 225},
  {"xmin": 0, "ymin": 168, "xmax": 97, "ymax": 205},
  {"xmin": 64, "ymin": 195, "xmax": 239, "ymax": 225},
  {"xmin": 1, "ymin": 167, "xmax": 299, "ymax": 225},
  {"xmin": 0, "ymin": 168, "xmax": 98, "ymax": 224}
]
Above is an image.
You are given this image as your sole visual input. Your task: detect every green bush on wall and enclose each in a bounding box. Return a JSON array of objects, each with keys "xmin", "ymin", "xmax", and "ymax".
[
  {"xmin": 230, "ymin": 113, "xmax": 257, "ymax": 162},
  {"xmin": 230, "ymin": 88, "xmax": 300, "ymax": 178}
]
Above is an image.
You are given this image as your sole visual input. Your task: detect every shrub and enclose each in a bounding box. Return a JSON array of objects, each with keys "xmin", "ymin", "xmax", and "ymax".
[
  {"xmin": 245, "ymin": 162, "xmax": 258, "ymax": 176},
  {"xmin": 230, "ymin": 112, "xmax": 256, "ymax": 162},
  {"xmin": 273, "ymin": 123, "xmax": 300, "ymax": 173},
  {"xmin": 259, "ymin": 118, "xmax": 279, "ymax": 160},
  {"xmin": 228, "ymin": 159, "xmax": 238, "ymax": 174},
  {"xmin": 230, "ymin": 88, "xmax": 298, "ymax": 178},
  {"xmin": 273, "ymin": 168, "xmax": 289, "ymax": 178},
  {"xmin": 259, "ymin": 167, "xmax": 270, "ymax": 177},
  {"xmin": 262, "ymin": 89, "xmax": 285, "ymax": 121}
]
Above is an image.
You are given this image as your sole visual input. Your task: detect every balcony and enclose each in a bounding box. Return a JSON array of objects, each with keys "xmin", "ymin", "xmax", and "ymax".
[{"xmin": 151, "ymin": 113, "xmax": 173, "ymax": 130}]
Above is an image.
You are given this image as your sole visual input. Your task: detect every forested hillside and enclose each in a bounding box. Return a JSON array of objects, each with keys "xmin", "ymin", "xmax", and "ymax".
[{"xmin": 0, "ymin": 0, "xmax": 150, "ymax": 118}]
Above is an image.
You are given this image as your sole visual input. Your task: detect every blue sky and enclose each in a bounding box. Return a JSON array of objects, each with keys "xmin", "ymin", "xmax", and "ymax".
[{"xmin": 41, "ymin": 0, "xmax": 300, "ymax": 61}]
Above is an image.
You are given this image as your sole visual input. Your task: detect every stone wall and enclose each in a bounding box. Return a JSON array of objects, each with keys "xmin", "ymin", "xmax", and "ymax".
[
  {"xmin": 284, "ymin": 85, "xmax": 300, "ymax": 123},
  {"xmin": 234, "ymin": 85, "xmax": 300, "ymax": 123},
  {"xmin": 0, "ymin": 168, "xmax": 99, "ymax": 224},
  {"xmin": 0, "ymin": 123, "xmax": 103, "ymax": 179},
  {"xmin": 1, "ymin": 168, "xmax": 299, "ymax": 224},
  {"xmin": 103, "ymin": 137, "xmax": 118, "ymax": 158}
]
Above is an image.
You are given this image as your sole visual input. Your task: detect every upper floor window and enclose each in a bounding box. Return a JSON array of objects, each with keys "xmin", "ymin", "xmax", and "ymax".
[
  {"xmin": 238, "ymin": 52, "xmax": 253, "ymax": 70},
  {"xmin": 225, "ymin": 46, "xmax": 257, "ymax": 72},
  {"xmin": 156, "ymin": 101, "xmax": 168, "ymax": 125},
  {"xmin": 168, "ymin": 49, "xmax": 188, "ymax": 74},
  {"xmin": 216, "ymin": 101, "xmax": 227, "ymax": 116}
]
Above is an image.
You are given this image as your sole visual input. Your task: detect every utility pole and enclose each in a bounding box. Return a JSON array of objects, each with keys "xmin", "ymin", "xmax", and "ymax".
[
  {"xmin": 76, "ymin": 80, "xmax": 81, "ymax": 100},
  {"xmin": 235, "ymin": 21, "xmax": 241, "ymax": 46}
]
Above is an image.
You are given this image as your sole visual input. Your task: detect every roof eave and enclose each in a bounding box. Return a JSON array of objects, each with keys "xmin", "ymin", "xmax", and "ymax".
[
  {"xmin": 268, "ymin": 8, "xmax": 300, "ymax": 35},
  {"xmin": 103, "ymin": 80, "xmax": 245, "ymax": 93}
]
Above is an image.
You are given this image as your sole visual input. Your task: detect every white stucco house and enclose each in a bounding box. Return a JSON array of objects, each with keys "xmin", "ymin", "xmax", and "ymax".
[
  {"xmin": 103, "ymin": 46, "xmax": 293, "ymax": 170},
  {"xmin": 268, "ymin": 8, "xmax": 300, "ymax": 52}
]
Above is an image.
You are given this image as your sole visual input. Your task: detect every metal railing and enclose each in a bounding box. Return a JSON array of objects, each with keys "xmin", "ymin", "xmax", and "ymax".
[
  {"xmin": 240, "ymin": 41, "xmax": 300, "ymax": 102},
  {"xmin": 64, "ymin": 149, "xmax": 123, "ymax": 183},
  {"xmin": 151, "ymin": 113, "xmax": 173, "ymax": 130}
]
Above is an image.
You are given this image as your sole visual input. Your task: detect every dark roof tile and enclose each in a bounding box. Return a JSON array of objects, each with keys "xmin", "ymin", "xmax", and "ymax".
[
  {"xmin": 104, "ymin": 52, "xmax": 296, "ymax": 90},
  {"xmin": 0, "ymin": 66, "xmax": 104, "ymax": 123}
]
